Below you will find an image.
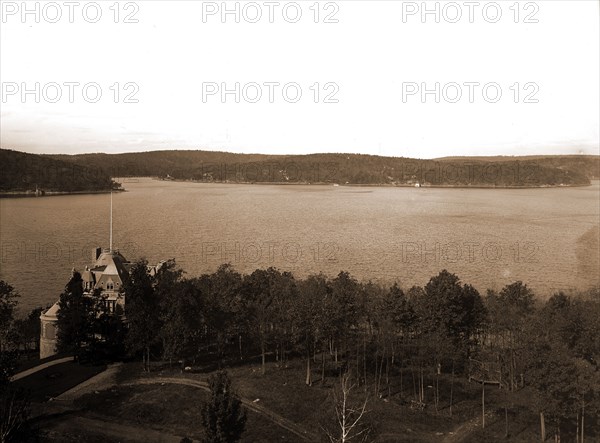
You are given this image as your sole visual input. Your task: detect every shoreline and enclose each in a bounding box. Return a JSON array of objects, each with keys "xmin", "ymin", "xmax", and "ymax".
[
  {"xmin": 1, "ymin": 180, "xmax": 594, "ymax": 198},
  {"xmin": 0, "ymin": 189, "xmax": 125, "ymax": 199},
  {"xmin": 155, "ymin": 177, "xmax": 594, "ymax": 189}
]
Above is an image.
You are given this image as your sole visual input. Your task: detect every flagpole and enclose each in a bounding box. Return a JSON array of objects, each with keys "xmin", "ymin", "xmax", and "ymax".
[{"xmin": 110, "ymin": 191, "xmax": 113, "ymax": 251}]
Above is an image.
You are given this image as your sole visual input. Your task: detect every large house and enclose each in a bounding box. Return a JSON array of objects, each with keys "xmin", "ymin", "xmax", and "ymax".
[
  {"xmin": 39, "ymin": 246, "xmax": 164, "ymax": 359},
  {"xmin": 39, "ymin": 193, "xmax": 164, "ymax": 359}
]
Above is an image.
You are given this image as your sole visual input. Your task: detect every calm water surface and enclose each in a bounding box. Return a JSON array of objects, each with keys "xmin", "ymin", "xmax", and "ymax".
[{"xmin": 1, "ymin": 178, "xmax": 599, "ymax": 313}]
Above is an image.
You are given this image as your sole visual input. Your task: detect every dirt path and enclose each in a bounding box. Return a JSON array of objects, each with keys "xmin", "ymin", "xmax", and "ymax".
[
  {"xmin": 442, "ymin": 413, "xmax": 486, "ymax": 443},
  {"xmin": 31, "ymin": 364, "xmax": 187, "ymax": 442},
  {"xmin": 11, "ymin": 356, "xmax": 74, "ymax": 381},
  {"xmin": 376, "ymin": 407, "xmax": 487, "ymax": 442},
  {"xmin": 34, "ymin": 369, "xmax": 316, "ymax": 442},
  {"xmin": 57, "ymin": 362, "xmax": 123, "ymax": 401},
  {"xmin": 126, "ymin": 377, "xmax": 318, "ymax": 442}
]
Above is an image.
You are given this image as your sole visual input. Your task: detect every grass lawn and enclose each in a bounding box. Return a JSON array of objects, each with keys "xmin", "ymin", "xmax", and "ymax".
[
  {"xmin": 223, "ymin": 359, "xmax": 473, "ymax": 442},
  {"xmin": 32, "ymin": 356, "xmax": 599, "ymax": 442},
  {"xmin": 75, "ymin": 383, "xmax": 301, "ymax": 442},
  {"xmin": 12, "ymin": 361, "xmax": 106, "ymax": 402},
  {"xmin": 95, "ymin": 358, "xmax": 494, "ymax": 442}
]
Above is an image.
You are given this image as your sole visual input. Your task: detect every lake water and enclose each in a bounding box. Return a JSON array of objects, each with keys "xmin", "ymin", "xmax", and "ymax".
[{"xmin": 1, "ymin": 178, "xmax": 599, "ymax": 314}]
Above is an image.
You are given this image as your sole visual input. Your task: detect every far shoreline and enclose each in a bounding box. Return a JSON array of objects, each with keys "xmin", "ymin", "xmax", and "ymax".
[
  {"xmin": 153, "ymin": 177, "xmax": 595, "ymax": 190},
  {"xmin": 0, "ymin": 189, "xmax": 125, "ymax": 199},
  {"xmin": 1, "ymin": 179, "xmax": 595, "ymax": 199}
]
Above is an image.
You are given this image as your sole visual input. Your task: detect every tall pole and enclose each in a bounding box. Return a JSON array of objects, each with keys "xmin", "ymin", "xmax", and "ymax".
[
  {"xmin": 110, "ymin": 191, "xmax": 113, "ymax": 251},
  {"xmin": 482, "ymin": 382, "xmax": 485, "ymax": 429}
]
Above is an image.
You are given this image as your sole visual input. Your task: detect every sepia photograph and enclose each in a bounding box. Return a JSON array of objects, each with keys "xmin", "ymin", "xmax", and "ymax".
[{"xmin": 0, "ymin": 1, "xmax": 599, "ymax": 442}]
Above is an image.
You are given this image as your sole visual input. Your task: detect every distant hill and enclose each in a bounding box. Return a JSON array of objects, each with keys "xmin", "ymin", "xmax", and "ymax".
[
  {"xmin": 48, "ymin": 150, "xmax": 276, "ymax": 178},
  {"xmin": 2, "ymin": 149, "xmax": 597, "ymax": 190},
  {"xmin": 436, "ymin": 155, "xmax": 600, "ymax": 180},
  {"xmin": 47, "ymin": 150, "xmax": 597, "ymax": 187},
  {"xmin": 0, "ymin": 149, "xmax": 115, "ymax": 194}
]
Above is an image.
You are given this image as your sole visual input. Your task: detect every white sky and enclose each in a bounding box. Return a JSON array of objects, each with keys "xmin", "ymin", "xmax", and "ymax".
[{"xmin": 0, "ymin": 0, "xmax": 599, "ymax": 158}]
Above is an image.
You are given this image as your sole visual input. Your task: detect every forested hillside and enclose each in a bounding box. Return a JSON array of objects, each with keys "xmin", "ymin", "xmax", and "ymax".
[
  {"xmin": 2, "ymin": 149, "xmax": 596, "ymax": 190},
  {"xmin": 437, "ymin": 155, "xmax": 600, "ymax": 180},
  {"xmin": 48, "ymin": 150, "xmax": 597, "ymax": 187},
  {"xmin": 0, "ymin": 149, "xmax": 115, "ymax": 194}
]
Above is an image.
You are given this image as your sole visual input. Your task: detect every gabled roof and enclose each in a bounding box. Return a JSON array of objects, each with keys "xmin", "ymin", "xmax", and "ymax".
[
  {"xmin": 95, "ymin": 273, "xmax": 123, "ymax": 291},
  {"xmin": 82, "ymin": 269, "xmax": 94, "ymax": 282},
  {"xmin": 92, "ymin": 249, "xmax": 131, "ymax": 288}
]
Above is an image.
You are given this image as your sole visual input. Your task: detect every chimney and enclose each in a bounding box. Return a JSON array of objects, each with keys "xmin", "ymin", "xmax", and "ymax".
[{"xmin": 93, "ymin": 247, "xmax": 102, "ymax": 262}]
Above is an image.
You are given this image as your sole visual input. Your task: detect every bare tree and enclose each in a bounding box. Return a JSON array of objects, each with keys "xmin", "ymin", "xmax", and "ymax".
[
  {"xmin": 324, "ymin": 372, "xmax": 373, "ymax": 443},
  {"xmin": 0, "ymin": 388, "xmax": 31, "ymax": 443}
]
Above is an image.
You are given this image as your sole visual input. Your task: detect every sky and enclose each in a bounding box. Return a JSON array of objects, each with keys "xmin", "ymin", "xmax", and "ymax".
[{"xmin": 1, "ymin": 0, "xmax": 599, "ymax": 158}]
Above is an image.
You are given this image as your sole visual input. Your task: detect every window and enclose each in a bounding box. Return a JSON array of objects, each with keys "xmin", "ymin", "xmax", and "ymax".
[{"xmin": 45, "ymin": 323, "xmax": 55, "ymax": 339}]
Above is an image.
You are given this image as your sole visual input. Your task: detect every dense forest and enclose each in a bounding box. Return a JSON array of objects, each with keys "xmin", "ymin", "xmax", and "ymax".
[
  {"xmin": 2, "ymin": 264, "xmax": 598, "ymax": 442},
  {"xmin": 0, "ymin": 149, "xmax": 116, "ymax": 194},
  {"xmin": 46, "ymin": 150, "xmax": 598, "ymax": 187}
]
